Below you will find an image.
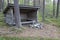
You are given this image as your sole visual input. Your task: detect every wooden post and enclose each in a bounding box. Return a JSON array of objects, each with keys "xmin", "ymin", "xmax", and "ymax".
[
  {"xmin": 14, "ymin": 0, "xmax": 21, "ymax": 27},
  {"xmin": 33, "ymin": 0, "xmax": 40, "ymax": 22},
  {"xmin": 10, "ymin": 9, "xmax": 14, "ymax": 24}
]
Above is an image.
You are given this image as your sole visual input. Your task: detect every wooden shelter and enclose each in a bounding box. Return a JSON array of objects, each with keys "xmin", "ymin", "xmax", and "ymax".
[
  {"xmin": 0, "ymin": 0, "xmax": 40, "ymax": 27},
  {"xmin": 3, "ymin": 3, "xmax": 39, "ymax": 26}
]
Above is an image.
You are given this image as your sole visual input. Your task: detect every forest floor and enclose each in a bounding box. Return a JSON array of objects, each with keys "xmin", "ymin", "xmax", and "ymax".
[
  {"xmin": 0, "ymin": 12, "xmax": 60, "ymax": 39},
  {"xmin": 0, "ymin": 23, "xmax": 60, "ymax": 39}
]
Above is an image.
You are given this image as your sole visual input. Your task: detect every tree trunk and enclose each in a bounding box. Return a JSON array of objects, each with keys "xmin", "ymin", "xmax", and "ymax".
[
  {"xmin": 14, "ymin": 0, "xmax": 21, "ymax": 27},
  {"xmin": 33, "ymin": 0, "xmax": 35, "ymax": 6},
  {"xmin": 7, "ymin": 0, "xmax": 9, "ymax": 4},
  {"xmin": 0, "ymin": 0, "xmax": 4, "ymax": 11},
  {"xmin": 53, "ymin": 0, "xmax": 56, "ymax": 17},
  {"xmin": 40, "ymin": 0, "xmax": 45, "ymax": 21},
  {"xmin": 42, "ymin": 0, "xmax": 45, "ymax": 21},
  {"xmin": 56, "ymin": 0, "xmax": 60, "ymax": 18},
  {"xmin": 33, "ymin": 0, "xmax": 40, "ymax": 6},
  {"xmin": 24, "ymin": 0, "xmax": 29, "ymax": 5}
]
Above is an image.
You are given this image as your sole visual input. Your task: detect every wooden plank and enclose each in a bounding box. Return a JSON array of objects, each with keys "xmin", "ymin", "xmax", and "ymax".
[
  {"xmin": 3, "ymin": 3, "xmax": 39, "ymax": 14},
  {"xmin": 21, "ymin": 21, "xmax": 35, "ymax": 24},
  {"xmin": 10, "ymin": 8, "xmax": 14, "ymax": 24},
  {"xmin": 14, "ymin": 0, "xmax": 22, "ymax": 27}
]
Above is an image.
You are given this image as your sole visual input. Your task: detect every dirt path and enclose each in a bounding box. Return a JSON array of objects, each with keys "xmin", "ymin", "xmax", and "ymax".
[{"xmin": 0, "ymin": 24, "xmax": 60, "ymax": 38}]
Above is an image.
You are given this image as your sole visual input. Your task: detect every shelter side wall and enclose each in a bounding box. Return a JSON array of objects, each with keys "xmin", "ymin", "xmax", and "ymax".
[{"xmin": 5, "ymin": 8, "xmax": 14, "ymax": 25}]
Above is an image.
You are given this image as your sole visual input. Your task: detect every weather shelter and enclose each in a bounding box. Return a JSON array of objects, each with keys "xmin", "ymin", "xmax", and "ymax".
[{"xmin": 3, "ymin": 3, "xmax": 39, "ymax": 26}]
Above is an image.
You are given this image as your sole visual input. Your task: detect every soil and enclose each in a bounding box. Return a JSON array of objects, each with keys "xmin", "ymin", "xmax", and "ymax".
[{"xmin": 0, "ymin": 24, "xmax": 60, "ymax": 38}]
